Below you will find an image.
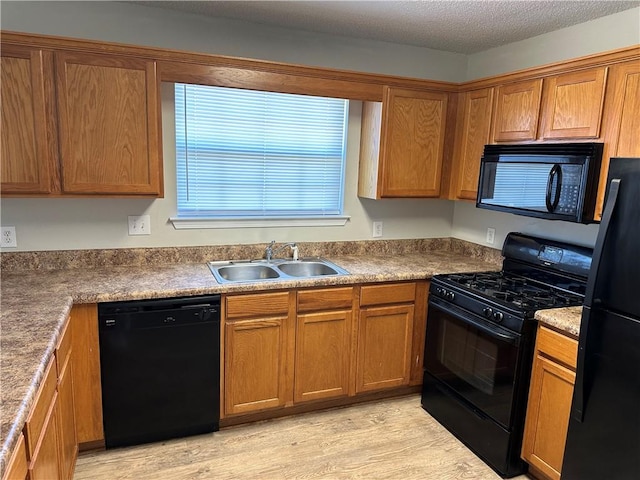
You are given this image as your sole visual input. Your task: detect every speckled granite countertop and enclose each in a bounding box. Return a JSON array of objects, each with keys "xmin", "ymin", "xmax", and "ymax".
[
  {"xmin": 0, "ymin": 247, "xmax": 579, "ymax": 474},
  {"xmin": 535, "ymin": 306, "xmax": 583, "ymax": 338}
]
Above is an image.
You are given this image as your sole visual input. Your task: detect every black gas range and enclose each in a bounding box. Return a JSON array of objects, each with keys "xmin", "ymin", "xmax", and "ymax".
[{"xmin": 421, "ymin": 233, "xmax": 593, "ymax": 478}]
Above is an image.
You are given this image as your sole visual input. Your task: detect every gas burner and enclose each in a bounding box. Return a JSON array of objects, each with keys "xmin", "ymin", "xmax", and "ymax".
[{"xmin": 435, "ymin": 269, "xmax": 584, "ymax": 314}]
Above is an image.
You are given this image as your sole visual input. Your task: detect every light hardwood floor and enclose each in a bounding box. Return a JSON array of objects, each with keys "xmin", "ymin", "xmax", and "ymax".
[{"xmin": 74, "ymin": 395, "xmax": 533, "ymax": 479}]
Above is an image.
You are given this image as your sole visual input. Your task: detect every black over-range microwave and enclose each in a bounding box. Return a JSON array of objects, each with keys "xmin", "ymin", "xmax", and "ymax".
[{"xmin": 476, "ymin": 143, "xmax": 604, "ymax": 224}]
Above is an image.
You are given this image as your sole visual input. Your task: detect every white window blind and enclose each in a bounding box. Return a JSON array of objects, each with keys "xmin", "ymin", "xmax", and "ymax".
[{"xmin": 175, "ymin": 84, "xmax": 348, "ymax": 218}]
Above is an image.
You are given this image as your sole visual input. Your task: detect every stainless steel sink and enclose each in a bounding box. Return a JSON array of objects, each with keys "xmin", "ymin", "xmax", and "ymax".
[
  {"xmin": 277, "ymin": 261, "xmax": 339, "ymax": 277},
  {"xmin": 215, "ymin": 264, "xmax": 280, "ymax": 282},
  {"xmin": 208, "ymin": 258, "xmax": 348, "ymax": 284}
]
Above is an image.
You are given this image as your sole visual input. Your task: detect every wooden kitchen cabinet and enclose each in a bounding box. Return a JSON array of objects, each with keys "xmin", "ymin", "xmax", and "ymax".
[
  {"xmin": 55, "ymin": 51, "xmax": 163, "ymax": 195},
  {"xmin": 23, "ymin": 358, "xmax": 61, "ymax": 480},
  {"xmin": 28, "ymin": 395, "xmax": 60, "ymax": 480},
  {"xmin": 2, "ymin": 433, "xmax": 28, "ymax": 480},
  {"xmin": 540, "ymin": 67, "xmax": 607, "ymax": 139},
  {"xmin": 491, "ymin": 79, "xmax": 543, "ymax": 142},
  {"xmin": 0, "ymin": 44, "xmax": 58, "ymax": 194},
  {"xmin": 224, "ymin": 292, "xmax": 293, "ymax": 415},
  {"xmin": 55, "ymin": 322, "xmax": 78, "ymax": 480},
  {"xmin": 356, "ymin": 283, "xmax": 415, "ymax": 393},
  {"xmin": 70, "ymin": 304, "xmax": 104, "ymax": 448},
  {"xmin": 359, "ymin": 87, "xmax": 448, "ymax": 198},
  {"xmin": 1, "ymin": 39, "xmax": 163, "ymax": 197},
  {"xmin": 522, "ymin": 325, "xmax": 578, "ymax": 480},
  {"xmin": 450, "ymin": 88, "xmax": 494, "ymax": 200},
  {"xmin": 596, "ymin": 59, "xmax": 640, "ymax": 219},
  {"xmin": 295, "ymin": 287, "xmax": 354, "ymax": 403}
]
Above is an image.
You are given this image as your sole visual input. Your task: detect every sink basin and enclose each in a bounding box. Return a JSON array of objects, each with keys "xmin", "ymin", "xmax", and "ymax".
[
  {"xmin": 214, "ymin": 264, "xmax": 280, "ymax": 282},
  {"xmin": 277, "ymin": 261, "xmax": 339, "ymax": 277},
  {"xmin": 208, "ymin": 258, "xmax": 348, "ymax": 283}
]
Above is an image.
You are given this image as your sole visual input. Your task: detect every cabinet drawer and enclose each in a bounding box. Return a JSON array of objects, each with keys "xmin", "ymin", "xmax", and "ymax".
[
  {"xmin": 226, "ymin": 292, "xmax": 290, "ymax": 320},
  {"xmin": 23, "ymin": 358, "xmax": 57, "ymax": 458},
  {"xmin": 360, "ymin": 283, "xmax": 416, "ymax": 306},
  {"xmin": 297, "ymin": 287, "xmax": 353, "ymax": 312},
  {"xmin": 537, "ymin": 326, "xmax": 578, "ymax": 370},
  {"xmin": 3, "ymin": 433, "xmax": 28, "ymax": 480},
  {"xmin": 55, "ymin": 319, "xmax": 72, "ymax": 376}
]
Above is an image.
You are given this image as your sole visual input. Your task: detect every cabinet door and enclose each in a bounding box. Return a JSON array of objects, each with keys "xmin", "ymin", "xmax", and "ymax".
[
  {"xmin": 70, "ymin": 304, "xmax": 104, "ymax": 447},
  {"xmin": 55, "ymin": 52, "xmax": 162, "ymax": 195},
  {"xmin": 4, "ymin": 433, "xmax": 28, "ymax": 480},
  {"xmin": 452, "ymin": 88, "xmax": 494, "ymax": 200},
  {"xmin": 29, "ymin": 394, "xmax": 60, "ymax": 480},
  {"xmin": 294, "ymin": 310, "xmax": 352, "ymax": 403},
  {"xmin": 522, "ymin": 353, "xmax": 576, "ymax": 480},
  {"xmin": 356, "ymin": 304, "xmax": 414, "ymax": 393},
  {"xmin": 0, "ymin": 44, "xmax": 58, "ymax": 194},
  {"xmin": 596, "ymin": 60, "xmax": 640, "ymax": 220},
  {"xmin": 380, "ymin": 87, "xmax": 448, "ymax": 197},
  {"xmin": 492, "ymin": 79, "xmax": 543, "ymax": 142},
  {"xmin": 56, "ymin": 359, "xmax": 77, "ymax": 480},
  {"xmin": 541, "ymin": 67, "xmax": 607, "ymax": 139},
  {"xmin": 225, "ymin": 317, "xmax": 289, "ymax": 415}
]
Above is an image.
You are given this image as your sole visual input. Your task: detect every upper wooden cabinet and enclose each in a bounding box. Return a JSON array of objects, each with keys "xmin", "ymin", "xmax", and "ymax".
[
  {"xmin": 540, "ymin": 67, "xmax": 608, "ymax": 139},
  {"xmin": 1, "ymin": 41, "xmax": 163, "ymax": 197},
  {"xmin": 491, "ymin": 79, "xmax": 543, "ymax": 142},
  {"xmin": 55, "ymin": 52, "xmax": 162, "ymax": 195},
  {"xmin": 450, "ymin": 88, "xmax": 494, "ymax": 200},
  {"xmin": 359, "ymin": 87, "xmax": 448, "ymax": 198},
  {"xmin": 0, "ymin": 44, "xmax": 58, "ymax": 194},
  {"xmin": 596, "ymin": 60, "xmax": 640, "ymax": 219}
]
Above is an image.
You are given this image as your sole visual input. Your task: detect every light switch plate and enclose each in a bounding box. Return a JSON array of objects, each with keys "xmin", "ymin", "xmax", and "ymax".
[{"xmin": 128, "ymin": 215, "xmax": 151, "ymax": 235}]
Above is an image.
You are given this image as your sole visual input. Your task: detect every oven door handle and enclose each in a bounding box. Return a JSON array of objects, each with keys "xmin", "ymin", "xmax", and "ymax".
[{"xmin": 429, "ymin": 299, "xmax": 520, "ymax": 345}]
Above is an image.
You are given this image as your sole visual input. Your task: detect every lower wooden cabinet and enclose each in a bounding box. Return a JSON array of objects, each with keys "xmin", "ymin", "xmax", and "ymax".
[
  {"xmin": 222, "ymin": 282, "xmax": 423, "ymax": 418},
  {"xmin": 224, "ymin": 292, "xmax": 292, "ymax": 415},
  {"xmin": 29, "ymin": 394, "xmax": 60, "ymax": 480},
  {"xmin": 522, "ymin": 325, "xmax": 578, "ymax": 480},
  {"xmin": 70, "ymin": 304, "xmax": 104, "ymax": 448},
  {"xmin": 356, "ymin": 301, "xmax": 414, "ymax": 393},
  {"xmin": 295, "ymin": 287, "xmax": 354, "ymax": 403},
  {"xmin": 56, "ymin": 340, "xmax": 78, "ymax": 480},
  {"xmin": 3, "ymin": 433, "xmax": 28, "ymax": 480},
  {"xmin": 356, "ymin": 283, "xmax": 417, "ymax": 393}
]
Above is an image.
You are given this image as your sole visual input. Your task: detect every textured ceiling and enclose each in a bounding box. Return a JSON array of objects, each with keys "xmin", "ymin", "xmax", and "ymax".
[{"xmin": 130, "ymin": 1, "xmax": 640, "ymax": 54}]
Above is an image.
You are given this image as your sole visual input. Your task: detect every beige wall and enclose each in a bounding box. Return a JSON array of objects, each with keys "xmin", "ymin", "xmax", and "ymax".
[
  {"xmin": 0, "ymin": 1, "xmax": 458, "ymax": 251},
  {"xmin": 1, "ymin": 2, "xmax": 638, "ymax": 251}
]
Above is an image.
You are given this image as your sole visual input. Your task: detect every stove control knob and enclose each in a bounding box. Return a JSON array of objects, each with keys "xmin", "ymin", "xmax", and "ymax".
[
  {"xmin": 436, "ymin": 287, "xmax": 445, "ymax": 297},
  {"xmin": 446, "ymin": 292, "xmax": 455, "ymax": 301},
  {"xmin": 483, "ymin": 307, "xmax": 493, "ymax": 318},
  {"xmin": 493, "ymin": 311, "xmax": 504, "ymax": 322}
]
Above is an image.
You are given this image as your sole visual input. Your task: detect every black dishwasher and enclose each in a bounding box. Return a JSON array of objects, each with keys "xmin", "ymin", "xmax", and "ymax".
[{"xmin": 98, "ymin": 295, "xmax": 220, "ymax": 448}]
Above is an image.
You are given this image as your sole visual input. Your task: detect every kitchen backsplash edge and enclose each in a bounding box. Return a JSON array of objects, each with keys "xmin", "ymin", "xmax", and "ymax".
[{"xmin": 0, "ymin": 238, "xmax": 502, "ymax": 271}]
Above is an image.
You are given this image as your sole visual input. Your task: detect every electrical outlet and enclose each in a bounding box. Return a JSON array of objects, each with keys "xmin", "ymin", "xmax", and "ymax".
[
  {"xmin": 372, "ymin": 221, "xmax": 383, "ymax": 238},
  {"xmin": 486, "ymin": 227, "xmax": 496, "ymax": 245},
  {"xmin": 128, "ymin": 215, "xmax": 151, "ymax": 235},
  {"xmin": 1, "ymin": 226, "xmax": 17, "ymax": 248}
]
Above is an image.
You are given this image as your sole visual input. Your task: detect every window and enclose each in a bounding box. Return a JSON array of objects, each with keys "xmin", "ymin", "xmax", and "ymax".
[{"xmin": 173, "ymin": 84, "xmax": 348, "ymax": 225}]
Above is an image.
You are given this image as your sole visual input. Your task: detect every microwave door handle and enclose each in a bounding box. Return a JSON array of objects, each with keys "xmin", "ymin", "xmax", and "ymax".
[
  {"xmin": 545, "ymin": 164, "xmax": 561, "ymax": 212},
  {"xmin": 552, "ymin": 165, "xmax": 562, "ymax": 210}
]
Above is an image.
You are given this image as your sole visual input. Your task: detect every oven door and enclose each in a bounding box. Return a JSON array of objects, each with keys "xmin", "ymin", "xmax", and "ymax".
[{"xmin": 423, "ymin": 296, "xmax": 522, "ymax": 429}]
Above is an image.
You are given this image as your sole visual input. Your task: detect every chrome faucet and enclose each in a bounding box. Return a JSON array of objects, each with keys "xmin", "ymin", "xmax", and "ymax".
[{"xmin": 265, "ymin": 240, "xmax": 299, "ymax": 262}]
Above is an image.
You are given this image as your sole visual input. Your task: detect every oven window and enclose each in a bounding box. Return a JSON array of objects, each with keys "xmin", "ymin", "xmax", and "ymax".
[
  {"xmin": 424, "ymin": 303, "xmax": 521, "ymax": 428},
  {"xmin": 439, "ymin": 320, "xmax": 499, "ymax": 395}
]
